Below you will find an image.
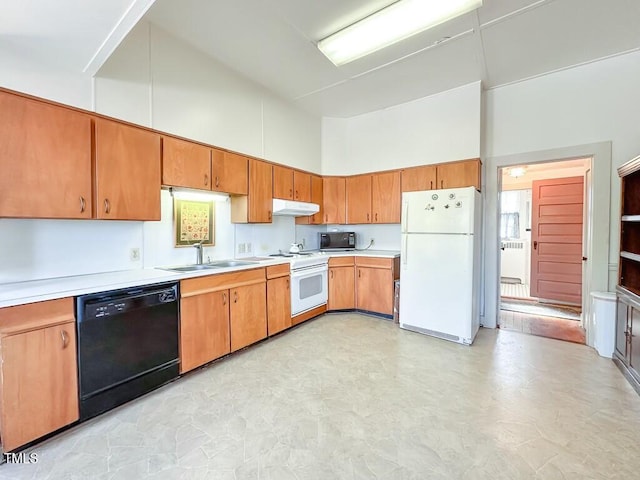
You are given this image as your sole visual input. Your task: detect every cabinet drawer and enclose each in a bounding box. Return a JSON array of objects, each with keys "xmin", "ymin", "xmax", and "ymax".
[
  {"xmin": 355, "ymin": 257, "xmax": 394, "ymax": 269},
  {"xmin": 181, "ymin": 268, "xmax": 266, "ymax": 297},
  {"xmin": 266, "ymin": 263, "xmax": 290, "ymax": 279},
  {"xmin": 0, "ymin": 298, "xmax": 75, "ymax": 336},
  {"xmin": 329, "ymin": 256, "xmax": 355, "ymax": 267}
]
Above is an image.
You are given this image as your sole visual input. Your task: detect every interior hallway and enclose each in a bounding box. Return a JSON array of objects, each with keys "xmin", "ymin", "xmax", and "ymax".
[{"xmin": 1, "ymin": 314, "xmax": 637, "ymax": 479}]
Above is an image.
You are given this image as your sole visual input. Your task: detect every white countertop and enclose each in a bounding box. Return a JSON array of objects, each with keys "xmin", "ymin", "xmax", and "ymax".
[{"xmin": 0, "ymin": 251, "xmax": 400, "ymax": 308}]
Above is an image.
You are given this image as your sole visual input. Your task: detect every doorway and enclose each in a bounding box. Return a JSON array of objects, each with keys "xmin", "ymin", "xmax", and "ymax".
[{"xmin": 498, "ymin": 158, "xmax": 590, "ymax": 343}]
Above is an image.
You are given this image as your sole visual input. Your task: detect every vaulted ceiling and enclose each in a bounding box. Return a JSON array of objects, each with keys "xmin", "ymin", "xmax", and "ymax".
[{"xmin": 3, "ymin": 0, "xmax": 640, "ymax": 117}]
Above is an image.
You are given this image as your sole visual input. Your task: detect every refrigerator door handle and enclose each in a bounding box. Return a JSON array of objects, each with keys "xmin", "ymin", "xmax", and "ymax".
[
  {"xmin": 401, "ymin": 202, "xmax": 409, "ymax": 233},
  {"xmin": 402, "ymin": 235, "xmax": 408, "ymax": 265}
]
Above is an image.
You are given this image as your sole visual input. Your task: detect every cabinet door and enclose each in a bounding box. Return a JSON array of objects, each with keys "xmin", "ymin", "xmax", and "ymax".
[
  {"xmin": 402, "ymin": 165, "xmax": 437, "ymax": 192},
  {"xmin": 94, "ymin": 118, "xmax": 161, "ymax": 220},
  {"xmin": 0, "ymin": 91, "xmax": 92, "ymax": 219},
  {"xmin": 372, "ymin": 171, "xmax": 401, "ymax": 223},
  {"xmin": 230, "ymin": 282, "xmax": 267, "ymax": 351},
  {"xmin": 0, "ymin": 322, "xmax": 79, "ymax": 451},
  {"xmin": 631, "ymin": 306, "xmax": 640, "ymax": 375},
  {"xmin": 346, "ymin": 175, "xmax": 372, "ymax": 224},
  {"xmin": 329, "ymin": 267, "xmax": 355, "ymax": 310},
  {"xmin": 296, "ymin": 174, "xmax": 324, "ymax": 225},
  {"xmin": 294, "ymin": 171, "xmax": 311, "ymax": 202},
  {"xmin": 273, "ymin": 165, "xmax": 294, "ymax": 200},
  {"xmin": 212, "ymin": 150, "xmax": 248, "ymax": 195},
  {"xmin": 162, "ymin": 137, "xmax": 211, "ymax": 190},
  {"xmin": 436, "ymin": 159, "xmax": 481, "ymax": 190},
  {"xmin": 323, "ymin": 177, "xmax": 346, "ymax": 224},
  {"xmin": 356, "ymin": 267, "xmax": 394, "ymax": 315},
  {"xmin": 615, "ymin": 297, "xmax": 629, "ymax": 361},
  {"xmin": 249, "ymin": 159, "xmax": 273, "ymax": 223},
  {"xmin": 180, "ymin": 291, "xmax": 230, "ymax": 373},
  {"xmin": 267, "ymin": 276, "xmax": 291, "ymax": 335}
]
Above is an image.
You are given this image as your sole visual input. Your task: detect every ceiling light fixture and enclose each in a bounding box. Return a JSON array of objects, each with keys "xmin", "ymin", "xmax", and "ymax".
[{"xmin": 317, "ymin": 0, "xmax": 483, "ymax": 66}]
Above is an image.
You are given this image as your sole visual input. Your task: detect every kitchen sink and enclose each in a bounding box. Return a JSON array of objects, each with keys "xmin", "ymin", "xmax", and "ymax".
[
  {"xmin": 158, "ymin": 264, "xmax": 221, "ymax": 272},
  {"xmin": 207, "ymin": 260, "xmax": 258, "ymax": 268}
]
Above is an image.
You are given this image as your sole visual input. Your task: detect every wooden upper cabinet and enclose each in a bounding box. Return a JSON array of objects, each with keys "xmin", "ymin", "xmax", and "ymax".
[
  {"xmin": 402, "ymin": 165, "xmax": 437, "ymax": 192},
  {"xmin": 294, "ymin": 171, "xmax": 311, "ymax": 202},
  {"xmin": 212, "ymin": 149, "xmax": 248, "ymax": 195},
  {"xmin": 273, "ymin": 165, "xmax": 294, "ymax": 200},
  {"xmin": 436, "ymin": 158, "xmax": 481, "ymax": 191},
  {"xmin": 346, "ymin": 175, "xmax": 372, "ymax": 224},
  {"xmin": 323, "ymin": 177, "xmax": 346, "ymax": 224},
  {"xmin": 94, "ymin": 118, "xmax": 161, "ymax": 220},
  {"xmin": 296, "ymin": 174, "xmax": 323, "ymax": 226},
  {"xmin": 162, "ymin": 137, "xmax": 211, "ymax": 190},
  {"xmin": 230, "ymin": 159, "xmax": 272, "ymax": 223},
  {"xmin": 0, "ymin": 91, "xmax": 92, "ymax": 219},
  {"xmin": 372, "ymin": 171, "xmax": 401, "ymax": 223}
]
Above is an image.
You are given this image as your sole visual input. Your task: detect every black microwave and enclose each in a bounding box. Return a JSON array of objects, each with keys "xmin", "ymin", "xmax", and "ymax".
[{"xmin": 319, "ymin": 232, "xmax": 356, "ymax": 250}]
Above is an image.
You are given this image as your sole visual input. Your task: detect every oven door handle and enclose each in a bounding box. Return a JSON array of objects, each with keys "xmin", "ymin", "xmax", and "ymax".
[{"xmin": 290, "ymin": 265, "xmax": 328, "ymax": 278}]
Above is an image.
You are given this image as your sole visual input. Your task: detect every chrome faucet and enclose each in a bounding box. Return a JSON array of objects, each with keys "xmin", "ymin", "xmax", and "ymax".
[{"xmin": 193, "ymin": 240, "xmax": 205, "ymax": 265}]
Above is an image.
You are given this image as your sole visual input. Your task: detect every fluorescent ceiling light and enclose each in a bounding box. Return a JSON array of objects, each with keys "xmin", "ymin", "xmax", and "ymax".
[
  {"xmin": 317, "ymin": 0, "xmax": 482, "ymax": 66},
  {"xmin": 509, "ymin": 167, "xmax": 526, "ymax": 178}
]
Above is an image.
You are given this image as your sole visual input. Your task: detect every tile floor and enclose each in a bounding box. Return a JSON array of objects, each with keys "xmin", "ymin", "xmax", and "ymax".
[{"xmin": 1, "ymin": 313, "xmax": 639, "ymax": 479}]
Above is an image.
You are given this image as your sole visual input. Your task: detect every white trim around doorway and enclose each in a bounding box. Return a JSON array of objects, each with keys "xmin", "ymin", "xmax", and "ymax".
[{"xmin": 482, "ymin": 142, "xmax": 612, "ymax": 348}]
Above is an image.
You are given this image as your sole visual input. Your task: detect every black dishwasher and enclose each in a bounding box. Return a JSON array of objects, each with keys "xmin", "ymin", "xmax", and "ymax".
[{"xmin": 76, "ymin": 282, "xmax": 179, "ymax": 421}]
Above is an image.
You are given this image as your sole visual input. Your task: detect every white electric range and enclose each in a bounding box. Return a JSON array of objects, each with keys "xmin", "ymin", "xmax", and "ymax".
[{"xmin": 269, "ymin": 252, "xmax": 328, "ymax": 316}]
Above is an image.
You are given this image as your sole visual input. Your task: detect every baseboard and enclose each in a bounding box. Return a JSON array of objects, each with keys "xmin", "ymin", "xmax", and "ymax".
[{"xmin": 291, "ymin": 304, "xmax": 327, "ymax": 326}]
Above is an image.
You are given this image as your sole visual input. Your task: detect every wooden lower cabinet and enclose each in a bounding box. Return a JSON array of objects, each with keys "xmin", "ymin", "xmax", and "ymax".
[
  {"xmin": 328, "ymin": 257, "xmax": 355, "ymax": 310},
  {"xmin": 267, "ymin": 276, "xmax": 291, "ymax": 335},
  {"xmin": 180, "ymin": 269, "xmax": 267, "ymax": 372},
  {"xmin": 180, "ymin": 290, "xmax": 230, "ymax": 373},
  {"xmin": 230, "ymin": 283, "xmax": 267, "ymax": 351},
  {"xmin": 0, "ymin": 298, "xmax": 79, "ymax": 452},
  {"xmin": 354, "ymin": 257, "xmax": 399, "ymax": 316}
]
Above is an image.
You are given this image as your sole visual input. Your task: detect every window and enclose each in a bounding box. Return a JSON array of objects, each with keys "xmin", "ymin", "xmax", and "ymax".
[{"xmin": 500, "ymin": 190, "xmax": 522, "ymax": 240}]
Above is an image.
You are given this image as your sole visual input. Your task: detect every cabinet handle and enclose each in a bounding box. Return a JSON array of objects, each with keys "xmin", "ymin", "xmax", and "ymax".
[
  {"xmin": 268, "ymin": 210, "xmax": 272, "ymax": 221},
  {"xmin": 234, "ymin": 291, "xmax": 238, "ymax": 303},
  {"xmin": 430, "ymin": 180, "xmax": 433, "ymax": 190},
  {"xmin": 215, "ymin": 176, "xmax": 220, "ymax": 188},
  {"xmin": 286, "ymin": 279, "xmax": 289, "ymax": 289},
  {"xmin": 204, "ymin": 174, "xmax": 209, "ymax": 186},
  {"xmin": 375, "ymin": 213, "xmax": 378, "ymax": 222},
  {"xmin": 295, "ymin": 190, "xmax": 299, "ymax": 199},
  {"xmin": 104, "ymin": 198, "xmax": 110, "ymax": 214},
  {"xmin": 358, "ymin": 269, "xmax": 361, "ymax": 278},
  {"xmin": 289, "ymin": 188, "xmax": 293, "ymax": 198},
  {"xmin": 366, "ymin": 213, "xmax": 370, "ymax": 222},
  {"xmin": 325, "ymin": 214, "xmax": 328, "ymax": 222},
  {"xmin": 331, "ymin": 270, "xmax": 334, "ymax": 279},
  {"xmin": 61, "ymin": 330, "xmax": 69, "ymax": 349},
  {"xmin": 440, "ymin": 180, "xmax": 443, "ymax": 189},
  {"xmin": 222, "ymin": 292, "xmax": 227, "ymax": 305},
  {"xmin": 80, "ymin": 196, "xmax": 86, "ymax": 213}
]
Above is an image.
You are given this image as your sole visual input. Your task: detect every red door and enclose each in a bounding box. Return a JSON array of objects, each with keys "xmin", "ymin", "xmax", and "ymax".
[{"xmin": 530, "ymin": 176, "xmax": 584, "ymax": 305}]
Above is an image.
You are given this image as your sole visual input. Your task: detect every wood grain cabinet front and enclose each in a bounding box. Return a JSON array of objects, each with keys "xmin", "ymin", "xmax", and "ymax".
[
  {"xmin": 212, "ymin": 149, "xmax": 248, "ymax": 195},
  {"xmin": 231, "ymin": 159, "xmax": 273, "ymax": 223},
  {"xmin": 0, "ymin": 298, "xmax": 79, "ymax": 452},
  {"xmin": 162, "ymin": 136, "xmax": 211, "ymax": 190},
  {"xmin": 94, "ymin": 118, "xmax": 161, "ymax": 220},
  {"xmin": 180, "ymin": 269, "xmax": 267, "ymax": 372},
  {"xmin": 354, "ymin": 257, "xmax": 399, "ymax": 316},
  {"xmin": 346, "ymin": 175, "xmax": 372, "ymax": 224},
  {"xmin": 323, "ymin": 177, "xmax": 346, "ymax": 224},
  {"xmin": 328, "ymin": 257, "xmax": 355, "ymax": 310},
  {"xmin": 436, "ymin": 159, "xmax": 481, "ymax": 190},
  {"xmin": 372, "ymin": 171, "xmax": 401, "ymax": 223},
  {"xmin": 0, "ymin": 91, "xmax": 93, "ymax": 219}
]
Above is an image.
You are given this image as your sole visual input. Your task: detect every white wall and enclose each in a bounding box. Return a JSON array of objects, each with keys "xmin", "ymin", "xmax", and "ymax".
[
  {"xmin": 0, "ymin": 41, "xmax": 92, "ymax": 109},
  {"xmin": 95, "ymin": 22, "xmax": 321, "ymax": 170},
  {"xmin": 321, "ymin": 82, "xmax": 482, "ymax": 175},
  {"xmin": 325, "ymin": 225, "xmax": 401, "ymax": 251}
]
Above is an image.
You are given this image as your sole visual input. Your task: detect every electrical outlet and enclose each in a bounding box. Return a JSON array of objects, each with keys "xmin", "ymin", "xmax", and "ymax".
[
  {"xmin": 238, "ymin": 243, "xmax": 246, "ymax": 254},
  {"xmin": 130, "ymin": 248, "xmax": 140, "ymax": 262},
  {"xmin": 246, "ymin": 243, "xmax": 252, "ymax": 253}
]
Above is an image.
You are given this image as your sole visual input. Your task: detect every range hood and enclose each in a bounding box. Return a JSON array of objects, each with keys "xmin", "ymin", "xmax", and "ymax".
[{"xmin": 272, "ymin": 198, "xmax": 320, "ymax": 216}]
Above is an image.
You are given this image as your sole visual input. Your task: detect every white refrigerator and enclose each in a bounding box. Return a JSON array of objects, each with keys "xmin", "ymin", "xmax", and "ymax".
[{"xmin": 399, "ymin": 186, "xmax": 481, "ymax": 345}]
